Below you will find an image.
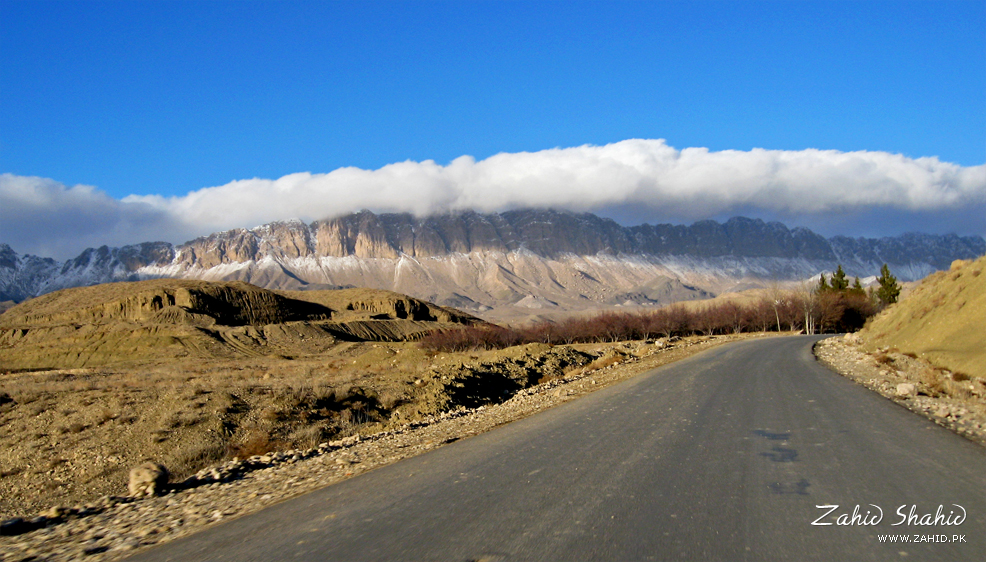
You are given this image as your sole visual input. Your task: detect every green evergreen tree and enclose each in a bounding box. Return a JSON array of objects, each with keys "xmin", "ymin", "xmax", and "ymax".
[
  {"xmin": 876, "ymin": 263, "xmax": 901, "ymax": 306},
  {"xmin": 831, "ymin": 265, "xmax": 849, "ymax": 292},
  {"xmin": 817, "ymin": 273, "xmax": 831, "ymax": 293}
]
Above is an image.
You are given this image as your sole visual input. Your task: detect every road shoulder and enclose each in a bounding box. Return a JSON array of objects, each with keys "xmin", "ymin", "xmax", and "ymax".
[{"xmin": 814, "ymin": 335, "xmax": 986, "ymax": 446}]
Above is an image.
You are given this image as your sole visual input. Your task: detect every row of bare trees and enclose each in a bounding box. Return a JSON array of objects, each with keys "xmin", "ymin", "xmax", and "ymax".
[{"xmin": 421, "ymin": 288, "xmax": 878, "ymax": 352}]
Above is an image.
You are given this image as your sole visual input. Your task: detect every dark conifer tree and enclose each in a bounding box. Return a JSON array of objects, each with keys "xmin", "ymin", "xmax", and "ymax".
[
  {"xmin": 876, "ymin": 263, "xmax": 901, "ymax": 306},
  {"xmin": 817, "ymin": 273, "xmax": 831, "ymax": 293},
  {"xmin": 831, "ymin": 265, "xmax": 849, "ymax": 292}
]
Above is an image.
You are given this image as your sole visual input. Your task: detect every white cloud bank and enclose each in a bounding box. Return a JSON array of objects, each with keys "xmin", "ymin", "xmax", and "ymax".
[{"xmin": 3, "ymin": 139, "xmax": 984, "ymax": 259}]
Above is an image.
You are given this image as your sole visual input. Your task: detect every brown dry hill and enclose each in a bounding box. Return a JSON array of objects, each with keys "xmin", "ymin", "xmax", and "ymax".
[
  {"xmin": 861, "ymin": 255, "xmax": 986, "ymax": 379},
  {"xmin": 0, "ymin": 279, "xmax": 479, "ymax": 370}
]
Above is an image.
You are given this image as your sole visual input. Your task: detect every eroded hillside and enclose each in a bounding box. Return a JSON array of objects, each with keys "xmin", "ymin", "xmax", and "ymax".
[{"xmin": 0, "ymin": 279, "xmax": 478, "ymax": 370}]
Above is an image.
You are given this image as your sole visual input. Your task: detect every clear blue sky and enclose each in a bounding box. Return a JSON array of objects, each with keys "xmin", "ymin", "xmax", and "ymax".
[{"xmin": 2, "ymin": 0, "xmax": 983, "ymax": 201}]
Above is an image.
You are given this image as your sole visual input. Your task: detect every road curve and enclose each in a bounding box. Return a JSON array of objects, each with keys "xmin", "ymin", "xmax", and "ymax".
[{"xmin": 127, "ymin": 336, "xmax": 986, "ymax": 561}]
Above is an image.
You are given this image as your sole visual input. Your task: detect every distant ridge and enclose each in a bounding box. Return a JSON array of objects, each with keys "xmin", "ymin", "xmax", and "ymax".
[{"xmin": 2, "ymin": 210, "xmax": 983, "ymax": 317}]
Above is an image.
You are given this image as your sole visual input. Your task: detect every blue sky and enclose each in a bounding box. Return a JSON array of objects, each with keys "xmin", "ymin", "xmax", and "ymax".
[{"xmin": 1, "ymin": 0, "xmax": 984, "ymax": 258}]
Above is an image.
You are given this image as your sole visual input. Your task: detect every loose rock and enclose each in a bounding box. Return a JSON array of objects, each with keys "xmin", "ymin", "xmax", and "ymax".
[{"xmin": 128, "ymin": 463, "xmax": 169, "ymax": 497}]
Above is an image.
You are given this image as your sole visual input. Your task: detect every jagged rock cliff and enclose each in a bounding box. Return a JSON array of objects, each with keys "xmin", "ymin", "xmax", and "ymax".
[
  {"xmin": 172, "ymin": 212, "xmax": 839, "ymax": 262},
  {"xmin": 2, "ymin": 210, "xmax": 984, "ymax": 316}
]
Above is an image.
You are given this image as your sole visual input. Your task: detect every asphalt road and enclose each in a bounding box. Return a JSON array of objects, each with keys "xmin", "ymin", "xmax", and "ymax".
[{"xmin": 127, "ymin": 336, "xmax": 986, "ymax": 561}]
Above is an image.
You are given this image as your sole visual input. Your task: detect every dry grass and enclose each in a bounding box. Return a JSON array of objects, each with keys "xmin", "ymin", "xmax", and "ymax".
[
  {"xmin": 0, "ymin": 283, "xmax": 685, "ymax": 521},
  {"xmin": 873, "ymin": 353, "xmax": 895, "ymax": 366},
  {"xmin": 862, "ymin": 255, "xmax": 986, "ymax": 379},
  {"xmin": 0, "ymin": 338, "xmax": 506, "ymax": 518},
  {"xmin": 585, "ymin": 352, "xmax": 626, "ymax": 371},
  {"xmin": 919, "ymin": 367, "xmax": 946, "ymax": 397},
  {"xmin": 226, "ymin": 428, "xmax": 284, "ymax": 460}
]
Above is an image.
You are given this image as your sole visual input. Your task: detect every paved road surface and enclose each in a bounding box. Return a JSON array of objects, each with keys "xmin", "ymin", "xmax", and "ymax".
[{"xmin": 127, "ymin": 336, "xmax": 986, "ymax": 561}]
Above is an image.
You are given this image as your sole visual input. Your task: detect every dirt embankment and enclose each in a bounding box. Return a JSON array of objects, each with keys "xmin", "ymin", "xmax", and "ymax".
[{"xmin": 859, "ymin": 256, "xmax": 986, "ymax": 379}]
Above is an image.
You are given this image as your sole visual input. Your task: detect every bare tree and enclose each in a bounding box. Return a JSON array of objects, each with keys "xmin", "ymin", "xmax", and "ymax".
[
  {"xmin": 765, "ymin": 281, "xmax": 787, "ymax": 332},
  {"xmin": 795, "ymin": 280, "xmax": 820, "ymax": 334}
]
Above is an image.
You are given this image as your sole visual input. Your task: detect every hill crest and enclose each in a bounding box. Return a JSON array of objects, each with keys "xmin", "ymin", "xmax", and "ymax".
[{"xmin": 0, "ymin": 279, "xmax": 479, "ymax": 370}]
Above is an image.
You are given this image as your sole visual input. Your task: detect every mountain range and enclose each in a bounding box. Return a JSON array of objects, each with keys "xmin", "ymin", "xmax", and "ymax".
[{"xmin": 2, "ymin": 210, "xmax": 983, "ymax": 320}]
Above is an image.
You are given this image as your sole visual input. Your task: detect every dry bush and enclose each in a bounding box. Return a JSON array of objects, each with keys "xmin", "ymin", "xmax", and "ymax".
[
  {"xmin": 563, "ymin": 366, "xmax": 585, "ymax": 377},
  {"xmin": 260, "ymin": 407, "xmax": 284, "ymax": 423},
  {"xmin": 290, "ymin": 425, "xmax": 327, "ymax": 451},
  {"xmin": 919, "ymin": 368, "xmax": 945, "ymax": 396},
  {"xmin": 874, "ymin": 353, "xmax": 895, "ymax": 366},
  {"xmin": 944, "ymin": 380, "xmax": 974, "ymax": 400},
  {"xmin": 312, "ymin": 383, "xmax": 336, "ymax": 403},
  {"xmin": 58, "ymin": 422, "xmax": 86, "ymax": 434},
  {"xmin": 227, "ymin": 428, "xmax": 282, "ymax": 459},
  {"xmin": 10, "ymin": 389, "xmax": 44, "ymax": 405},
  {"xmin": 71, "ymin": 378, "xmax": 100, "ymax": 392},
  {"xmin": 377, "ymin": 388, "xmax": 405, "ymax": 410},
  {"xmin": 0, "ymin": 467, "xmax": 24, "ymax": 478},
  {"xmin": 585, "ymin": 353, "xmax": 625, "ymax": 371},
  {"xmin": 336, "ymin": 404, "xmax": 375, "ymax": 436}
]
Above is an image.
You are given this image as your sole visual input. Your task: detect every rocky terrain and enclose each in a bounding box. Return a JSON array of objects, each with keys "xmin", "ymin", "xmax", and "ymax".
[
  {"xmin": 3, "ymin": 211, "xmax": 982, "ymax": 321},
  {"xmin": 0, "ymin": 333, "xmax": 753, "ymax": 562}
]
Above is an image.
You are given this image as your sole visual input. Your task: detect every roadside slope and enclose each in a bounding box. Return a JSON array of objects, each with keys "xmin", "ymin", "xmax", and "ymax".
[{"xmin": 861, "ymin": 255, "xmax": 985, "ymax": 379}]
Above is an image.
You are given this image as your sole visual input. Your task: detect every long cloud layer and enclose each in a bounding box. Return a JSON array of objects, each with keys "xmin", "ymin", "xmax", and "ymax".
[{"xmin": 3, "ymin": 139, "xmax": 984, "ymax": 259}]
